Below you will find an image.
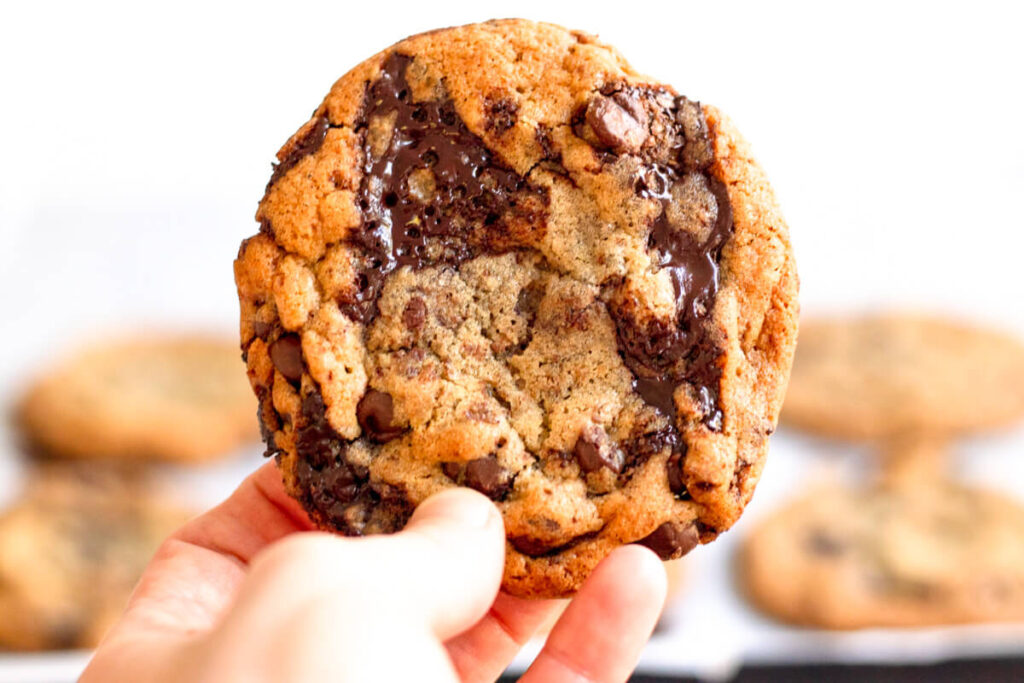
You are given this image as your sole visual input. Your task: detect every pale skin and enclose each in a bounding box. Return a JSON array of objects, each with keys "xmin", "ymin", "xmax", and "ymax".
[{"xmin": 82, "ymin": 461, "xmax": 668, "ymax": 682}]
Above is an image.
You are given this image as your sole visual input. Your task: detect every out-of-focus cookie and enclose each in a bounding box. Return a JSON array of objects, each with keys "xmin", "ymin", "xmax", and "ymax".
[
  {"xmin": 18, "ymin": 335, "xmax": 258, "ymax": 462},
  {"xmin": 782, "ymin": 313, "xmax": 1024, "ymax": 440},
  {"xmin": 234, "ymin": 19, "xmax": 798, "ymax": 598},
  {"xmin": 739, "ymin": 475, "xmax": 1024, "ymax": 629},
  {"xmin": 0, "ymin": 465, "xmax": 190, "ymax": 650}
]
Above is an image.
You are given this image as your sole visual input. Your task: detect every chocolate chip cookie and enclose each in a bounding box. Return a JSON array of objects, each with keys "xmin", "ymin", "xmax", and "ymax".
[
  {"xmin": 740, "ymin": 473, "xmax": 1024, "ymax": 628},
  {"xmin": 782, "ymin": 313, "xmax": 1024, "ymax": 440},
  {"xmin": 18, "ymin": 335, "xmax": 259, "ymax": 462},
  {"xmin": 0, "ymin": 465, "xmax": 189, "ymax": 650},
  {"xmin": 234, "ymin": 19, "xmax": 798, "ymax": 597}
]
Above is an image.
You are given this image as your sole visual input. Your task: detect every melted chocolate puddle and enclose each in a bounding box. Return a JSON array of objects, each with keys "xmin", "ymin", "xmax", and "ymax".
[
  {"xmin": 617, "ymin": 143, "xmax": 733, "ymax": 433},
  {"xmin": 341, "ymin": 53, "xmax": 544, "ymax": 323}
]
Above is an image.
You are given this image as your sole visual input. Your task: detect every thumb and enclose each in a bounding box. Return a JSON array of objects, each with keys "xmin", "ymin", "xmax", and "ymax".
[
  {"xmin": 234, "ymin": 487, "xmax": 506, "ymax": 641},
  {"xmin": 396, "ymin": 487, "xmax": 507, "ymax": 637}
]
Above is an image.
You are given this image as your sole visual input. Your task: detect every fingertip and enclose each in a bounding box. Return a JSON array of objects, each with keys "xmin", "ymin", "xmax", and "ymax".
[
  {"xmin": 407, "ymin": 486, "xmax": 502, "ymax": 533},
  {"xmin": 607, "ymin": 544, "xmax": 669, "ymax": 605},
  {"xmin": 392, "ymin": 488, "xmax": 507, "ymax": 639}
]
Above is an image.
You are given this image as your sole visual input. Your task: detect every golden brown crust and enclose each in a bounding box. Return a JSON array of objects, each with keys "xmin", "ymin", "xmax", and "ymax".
[{"xmin": 236, "ymin": 19, "xmax": 797, "ymax": 598}]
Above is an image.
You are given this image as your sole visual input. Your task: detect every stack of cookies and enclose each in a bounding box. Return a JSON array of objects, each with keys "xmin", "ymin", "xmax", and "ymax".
[
  {"xmin": 740, "ymin": 313, "xmax": 1024, "ymax": 628},
  {"xmin": 1, "ymin": 335, "xmax": 259, "ymax": 650}
]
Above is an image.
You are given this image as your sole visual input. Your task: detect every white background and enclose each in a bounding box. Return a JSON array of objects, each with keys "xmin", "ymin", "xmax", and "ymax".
[{"xmin": 1, "ymin": 1, "xmax": 1023, "ymax": 678}]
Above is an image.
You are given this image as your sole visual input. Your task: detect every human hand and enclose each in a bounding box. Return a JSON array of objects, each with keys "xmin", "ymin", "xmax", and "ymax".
[{"xmin": 81, "ymin": 461, "xmax": 667, "ymax": 682}]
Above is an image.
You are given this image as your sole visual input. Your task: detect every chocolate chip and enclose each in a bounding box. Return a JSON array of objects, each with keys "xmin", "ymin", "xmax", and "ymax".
[
  {"xmin": 666, "ymin": 450, "xmax": 686, "ymax": 495},
  {"xmin": 402, "ymin": 297, "xmax": 427, "ymax": 329},
  {"xmin": 622, "ymin": 426, "xmax": 679, "ymax": 471},
  {"xmin": 573, "ymin": 426, "xmax": 624, "ymax": 474},
  {"xmin": 464, "ymin": 458, "xmax": 510, "ymax": 498},
  {"xmin": 356, "ymin": 389, "xmax": 405, "ymax": 443},
  {"xmin": 485, "ymin": 97, "xmax": 519, "ymax": 134},
  {"xmin": 441, "ymin": 462, "xmax": 461, "ymax": 481},
  {"xmin": 675, "ymin": 96, "xmax": 713, "ymax": 171},
  {"xmin": 441, "ymin": 457, "xmax": 510, "ymax": 500},
  {"xmin": 516, "ymin": 282, "xmax": 544, "ymax": 321},
  {"xmin": 269, "ymin": 334, "xmax": 304, "ymax": 383},
  {"xmin": 585, "ymin": 93, "xmax": 649, "ymax": 154},
  {"xmin": 635, "ymin": 521, "xmax": 699, "ymax": 560},
  {"xmin": 252, "ymin": 320, "xmax": 273, "ymax": 340}
]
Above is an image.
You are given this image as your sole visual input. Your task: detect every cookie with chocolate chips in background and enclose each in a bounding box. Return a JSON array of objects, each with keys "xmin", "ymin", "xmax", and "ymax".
[
  {"xmin": 0, "ymin": 465, "xmax": 190, "ymax": 651},
  {"xmin": 739, "ymin": 456, "xmax": 1024, "ymax": 629},
  {"xmin": 782, "ymin": 313, "xmax": 1024, "ymax": 441},
  {"xmin": 17, "ymin": 335, "xmax": 259, "ymax": 462},
  {"xmin": 234, "ymin": 19, "xmax": 798, "ymax": 598}
]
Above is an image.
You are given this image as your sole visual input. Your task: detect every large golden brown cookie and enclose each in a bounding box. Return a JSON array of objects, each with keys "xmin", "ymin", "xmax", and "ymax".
[
  {"xmin": 782, "ymin": 313, "xmax": 1024, "ymax": 440},
  {"xmin": 234, "ymin": 19, "xmax": 797, "ymax": 597}
]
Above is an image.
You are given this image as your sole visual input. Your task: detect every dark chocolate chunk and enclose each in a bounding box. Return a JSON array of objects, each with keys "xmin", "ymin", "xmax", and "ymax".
[
  {"xmin": 269, "ymin": 334, "xmax": 304, "ymax": 383},
  {"xmin": 345, "ymin": 54, "xmax": 546, "ymax": 323},
  {"xmin": 666, "ymin": 449, "xmax": 687, "ymax": 495},
  {"xmin": 402, "ymin": 297, "xmax": 427, "ymax": 330},
  {"xmin": 356, "ymin": 389, "xmax": 405, "ymax": 443},
  {"xmin": 635, "ymin": 521, "xmax": 699, "ymax": 560},
  {"xmin": 252, "ymin": 320, "xmax": 273, "ymax": 340},
  {"xmin": 675, "ymin": 96, "xmax": 713, "ymax": 171},
  {"xmin": 574, "ymin": 426, "xmax": 624, "ymax": 474},
  {"xmin": 267, "ymin": 115, "xmax": 330, "ymax": 190},
  {"xmin": 622, "ymin": 425, "xmax": 680, "ymax": 471},
  {"xmin": 516, "ymin": 281, "xmax": 544, "ymax": 321},
  {"xmin": 441, "ymin": 457, "xmax": 510, "ymax": 500},
  {"xmin": 441, "ymin": 461, "xmax": 462, "ymax": 481},
  {"xmin": 464, "ymin": 458, "xmax": 510, "ymax": 499},
  {"xmin": 585, "ymin": 92, "xmax": 649, "ymax": 154}
]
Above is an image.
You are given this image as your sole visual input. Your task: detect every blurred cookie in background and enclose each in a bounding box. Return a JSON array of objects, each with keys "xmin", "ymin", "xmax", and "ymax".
[
  {"xmin": 0, "ymin": 464, "xmax": 191, "ymax": 650},
  {"xmin": 782, "ymin": 313, "xmax": 1024, "ymax": 440},
  {"xmin": 16, "ymin": 335, "xmax": 258, "ymax": 463},
  {"xmin": 738, "ymin": 460, "xmax": 1024, "ymax": 629}
]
